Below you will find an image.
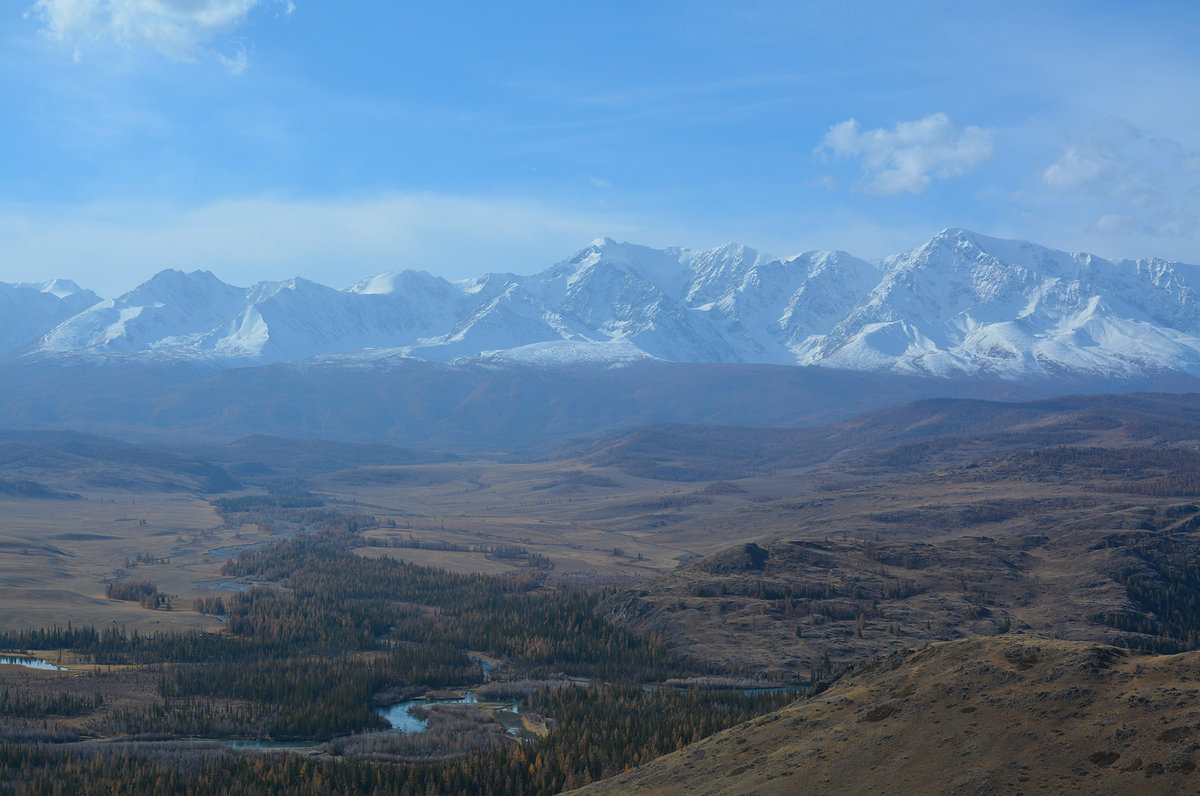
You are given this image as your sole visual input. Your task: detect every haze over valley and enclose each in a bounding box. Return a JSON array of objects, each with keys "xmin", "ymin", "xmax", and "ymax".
[{"xmin": 4, "ymin": 1, "xmax": 1199, "ymax": 793}]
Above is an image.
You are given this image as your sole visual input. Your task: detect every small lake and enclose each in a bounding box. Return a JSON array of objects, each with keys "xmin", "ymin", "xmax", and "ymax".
[{"xmin": 0, "ymin": 656, "xmax": 65, "ymax": 671}]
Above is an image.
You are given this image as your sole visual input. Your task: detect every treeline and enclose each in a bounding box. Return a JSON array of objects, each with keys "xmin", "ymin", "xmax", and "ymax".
[
  {"xmin": 212, "ymin": 494, "xmax": 325, "ymax": 512},
  {"xmin": 0, "ymin": 688, "xmax": 102, "ymax": 718},
  {"xmin": 217, "ymin": 531, "xmax": 699, "ymax": 682},
  {"xmin": 213, "ymin": 494, "xmax": 374, "ymax": 537},
  {"xmin": 2, "ymin": 527, "xmax": 715, "ymax": 739},
  {"xmin": 512, "ymin": 684, "xmax": 795, "ymax": 791},
  {"xmin": 105, "ymin": 580, "xmax": 169, "ymax": 610},
  {"xmin": 361, "ymin": 537, "xmax": 552, "ymax": 568},
  {"xmin": 0, "ymin": 685, "xmax": 794, "ymax": 795},
  {"xmin": 0, "ymin": 506, "xmax": 773, "ymax": 786},
  {"xmin": 0, "ymin": 624, "xmax": 287, "ymax": 667},
  {"xmin": 1005, "ymin": 446, "xmax": 1200, "ymax": 493},
  {"xmin": 1105, "ymin": 474, "xmax": 1200, "ymax": 498},
  {"xmin": 163, "ymin": 534, "xmax": 714, "ymax": 737},
  {"xmin": 0, "ymin": 625, "xmax": 102, "ymax": 652},
  {"xmin": 1101, "ymin": 533, "xmax": 1200, "ymax": 652},
  {"xmin": 193, "ymin": 596, "xmax": 226, "ymax": 616},
  {"xmin": 147, "ymin": 643, "xmax": 475, "ymax": 738}
]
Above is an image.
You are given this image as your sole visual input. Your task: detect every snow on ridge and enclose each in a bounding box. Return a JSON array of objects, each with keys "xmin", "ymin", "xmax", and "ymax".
[
  {"xmin": 12, "ymin": 230, "xmax": 1200, "ymax": 380},
  {"xmin": 454, "ymin": 339, "xmax": 656, "ymax": 368},
  {"xmin": 28, "ymin": 278, "xmax": 92, "ymax": 300},
  {"xmin": 0, "ymin": 278, "xmax": 103, "ymax": 357}
]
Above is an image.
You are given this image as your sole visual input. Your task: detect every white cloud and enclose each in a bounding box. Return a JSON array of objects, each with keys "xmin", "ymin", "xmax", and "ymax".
[
  {"xmin": 817, "ymin": 113, "xmax": 995, "ymax": 196},
  {"xmin": 1041, "ymin": 146, "xmax": 1110, "ymax": 191},
  {"xmin": 218, "ymin": 45, "xmax": 248, "ymax": 75},
  {"xmin": 26, "ymin": 0, "xmax": 290, "ymax": 68},
  {"xmin": 1042, "ymin": 118, "xmax": 1200, "ymax": 239},
  {"xmin": 0, "ymin": 194, "xmax": 645, "ymax": 297},
  {"xmin": 1042, "ymin": 117, "xmax": 1141, "ymax": 192}
]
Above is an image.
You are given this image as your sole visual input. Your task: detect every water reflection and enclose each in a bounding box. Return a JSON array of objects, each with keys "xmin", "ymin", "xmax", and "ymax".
[{"xmin": 0, "ymin": 656, "xmax": 65, "ymax": 671}]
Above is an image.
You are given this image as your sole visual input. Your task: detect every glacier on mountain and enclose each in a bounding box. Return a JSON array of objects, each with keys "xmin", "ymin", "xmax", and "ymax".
[{"xmin": 12, "ymin": 228, "xmax": 1200, "ymax": 381}]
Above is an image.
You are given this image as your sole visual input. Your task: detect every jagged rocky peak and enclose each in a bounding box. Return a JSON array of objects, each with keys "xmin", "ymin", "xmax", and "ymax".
[
  {"xmin": 547, "ymin": 237, "xmax": 695, "ymax": 299},
  {"xmin": 11, "ymin": 230, "xmax": 1200, "ymax": 381},
  {"xmin": 124, "ymin": 268, "xmax": 242, "ymax": 303},
  {"xmin": 684, "ymin": 242, "xmax": 774, "ymax": 305}
]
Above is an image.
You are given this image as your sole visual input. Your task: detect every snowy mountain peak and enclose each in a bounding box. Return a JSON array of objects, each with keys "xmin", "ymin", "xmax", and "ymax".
[
  {"xmin": 141, "ymin": 268, "xmax": 226, "ymax": 289},
  {"xmin": 124, "ymin": 269, "xmax": 242, "ymax": 305},
  {"xmin": 350, "ymin": 270, "xmax": 453, "ymax": 296},
  {"xmin": 32, "ymin": 278, "xmax": 93, "ymax": 300},
  {"xmin": 13, "ymin": 230, "xmax": 1200, "ymax": 382},
  {"xmin": 0, "ymin": 279, "xmax": 102, "ymax": 357}
]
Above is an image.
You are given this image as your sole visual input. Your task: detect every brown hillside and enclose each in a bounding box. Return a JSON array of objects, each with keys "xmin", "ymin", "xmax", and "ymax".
[
  {"xmin": 600, "ymin": 527, "xmax": 1200, "ymax": 681},
  {"xmin": 570, "ymin": 636, "xmax": 1200, "ymax": 795}
]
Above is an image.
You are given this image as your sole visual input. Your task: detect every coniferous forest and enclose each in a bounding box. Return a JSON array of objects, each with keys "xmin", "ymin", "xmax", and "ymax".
[
  {"xmin": 9, "ymin": 398, "xmax": 1200, "ymax": 793},
  {"xmin": 0, "ymin": 501, "xmax": 796, "ymax": 794}
]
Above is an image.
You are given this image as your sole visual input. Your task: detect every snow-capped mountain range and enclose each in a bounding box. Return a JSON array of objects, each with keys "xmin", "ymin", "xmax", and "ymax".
[
  {"xmin": 7, "ymin": 228, "xmax": 1200, "ymax": 381},
  {"xmin": 0, "ymin": 279, "xmax": 101, "ymax": 358}
]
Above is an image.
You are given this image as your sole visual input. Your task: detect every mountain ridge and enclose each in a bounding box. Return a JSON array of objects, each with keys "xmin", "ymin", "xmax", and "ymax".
[{"xmin": 8, "ymin": 229, "xmax": 1200, "ymax": 381}]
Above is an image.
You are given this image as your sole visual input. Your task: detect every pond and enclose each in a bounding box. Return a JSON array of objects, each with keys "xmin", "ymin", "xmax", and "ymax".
[{"xmin": 0, "ymin": 656, "xmax": 66, "ymax": 671}]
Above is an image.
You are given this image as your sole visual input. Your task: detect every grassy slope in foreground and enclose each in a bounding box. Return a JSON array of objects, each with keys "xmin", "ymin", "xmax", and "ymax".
[{"xmin": 571, "ymin": 636, "xmax": 1200, "ymax": 795}]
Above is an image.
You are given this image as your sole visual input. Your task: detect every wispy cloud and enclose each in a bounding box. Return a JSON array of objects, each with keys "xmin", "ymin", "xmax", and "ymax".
[
  {"xmin": 568, "ymin": 73, "xmax": 816, "ymax": 110},
  {"xmin": 25, "ymin": 0, "xmax": 292, "ymax": 70},
  {"xmin": 1042, "ymin": 117, "xmax": 1142, "ymax": 192},
  {"xmin": 817, "ymin": 113, "xmax": 995, "ymax": 196},
  {"xmin": 1042, "ymin": 117, "xmax": 1200, "ymax": 238}
]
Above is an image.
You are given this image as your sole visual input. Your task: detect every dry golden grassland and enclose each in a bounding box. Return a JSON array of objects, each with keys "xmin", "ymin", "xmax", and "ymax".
[
  {"xmin": 0, "ymin": 445, "xmax": 1182, "ymax": 640},
  {"xmin": 319, "ymin": 460, "xmax": 787, "ymax": 577},
  {"xmin": 0, "ymin": 490, "xmax": 277, "ymax": 633},
  {"xmin": 571, "ymin": 637, "xmax": 1200, "ymax": 795},
  {"xmin": 1, "ymin": 420, "xmax": 1195, "ymax": 660},
  {"xmin": 0, "ymin": 454, "xmax": 807, "ymax": 634},
  {"xmin": 1, "ymin": 455, "xmax": 803, "ymax": 635}
]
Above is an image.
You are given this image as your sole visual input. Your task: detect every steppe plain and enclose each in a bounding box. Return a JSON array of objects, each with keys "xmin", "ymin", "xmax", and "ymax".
[{"xmin": 4, "ymin": 393, "xmax": 1200, "ymax": 793}]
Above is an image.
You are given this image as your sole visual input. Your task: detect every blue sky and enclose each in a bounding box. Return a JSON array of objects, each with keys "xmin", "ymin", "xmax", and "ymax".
[{"xmin": 2, "ymin": 1, "xmax": 1199, "ymax": 295}]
